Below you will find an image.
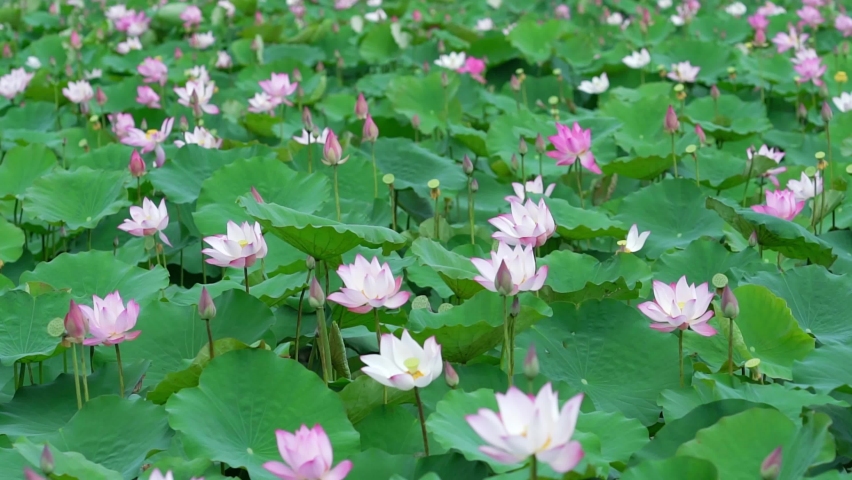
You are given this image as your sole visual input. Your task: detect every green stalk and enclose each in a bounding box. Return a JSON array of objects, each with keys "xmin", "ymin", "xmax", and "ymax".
[
  {"xmin": 315, "ymin": 302, "xmax": 333, "ymax": 385},
  {"xmin": 503, "ymin": 295, "xmax": 512, "ymax": 386},
  {"xmin": 375, "ymin": 308, "xmax": 388, "ymax": 405},
  {"xmin": 371, "ymin": 142, "xmax": 378, "ymax": 199},
  {"xmin": 414, "ymin": 387, "xmax": 430, "ymax": 456},
  {"xmin": 79, "ymin": 344, "xmax": 89, "ymax": 402},
  {"xmin": 115, "ymin": 344, "xmax": 125, "ymax": 398},
  {"xmin": 678, "ymin": 330, "xmax": 684, "ymax": 387},
  {"xmin": 71, "ymin": 345, "xmax": 82, "ymax": 410},
  {"xmin": 530, "ymin": 456, "xmax": 538, "ymax": 480},
  {"xmin": 670, "ymin": 133, "xmax": 678, "ymax": 178},
  {"xmin": 333, "ymin": 165, "xmax": 341, "ymax": 222},
  {"xmin": 468, "ymin": 179, "xmax": 475, "ymax": 245},
  {"xmin": 728, "ymin": 318, "xmax": 734, "ymax": 376}
]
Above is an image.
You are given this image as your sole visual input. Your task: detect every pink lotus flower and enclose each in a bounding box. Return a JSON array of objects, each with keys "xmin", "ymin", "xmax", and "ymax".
[
  {"xmin": 109, "ymin": 113, "xmax": 135, "ymax": 138},
  {"xmin": 797, "ymin": 6, "xmax": 824, "ymax": 27},
  {"xmin": 79, "ymin": 292, "xmax": 142, "ymax": 346},
  {"xmin": 794, "ymin": 56, "xmax": 826, "ymax": 86},
  {"xmin": 757, "ymin": 1, "xmax": 785, "ymax": 16},
  {"xmin": 263, "ymin": 425, "xmax": 353, "ymax": 480},
  {"xmin": 216, "ymin": 51, "xmax": 233, "ymax": 69},
  {"xmin": 0, "ymin": 68, "xmax": 34, "ymax": 99},
  {"xmin": 751, "ymin": 189, "xmax": 804, "ymax": 221},
  {"xmin": 547, "ymin": 122, "xmax": 601, "ymax": 174},
  {"xmin": 773, "ymin": 27, "xmax": 808, "ymax": 53},
  {"xmin": 667, "ymin": 61, "xmax": 700, "ymax": 83},
  {"xmin": 138, "ymin": 57, "xmax": 168, "ymax": 86},
  {"xmin": 748, "ymin": 13, "xmax": 768, "ymax": 30},
  {"xmin": 489, "ymin": 199, "xmax": 555, "ymax": 247},
  {"xmin": 360, "ymin": 330, "xmax": 443, "ymax": 390},
  {"xmin": 327, "ymin": 254, "xmax": 410, "ymax": 313},
  {"xmin": 505, "ymin": 175, "xmax": 556, "ymax": 203},
  {"xmin": 248, "ymin": 92, "xmax": 281, "ymax": 114},
  {"xmin": 180, "ymin": 5, "xmax": 202, "ymax": 28},
  {"xmin": 638, "ymin": 276, "xmax": 716, "ymax": 336},
  {"xmin": 64, "ymin": 300, "xmax": 88, "ymax": 342},
  {"xmin": 189, "ymin": 31, "xmax": 216, "ymax": 49},
  {"xmin": 555, "ymin": 4, "xmax": 570, "ymax": 18},
  {"xmin": 62, "ymin": 80, "xmax": 94, "ymax": 104},
  {"xmin": 836, "ymin": 14, "xmax": 852, "ymax": 37},
  {"xmin": 118, "ymin": 197, "xmax": 171, "ymax": 246},
  {"xmin": 458, "ymin": 56, "xmax": 486, "ymax": 83},
  {"xmin": 136, "ymin": 85, "xmax": 161, "ymax": 108},
  {"xmin": 115, "ymin": 10, "xmax": 150, "ymax": 36},
  {"xmin": 466, "ymin": 384, "xmax": 584, "ymax": 473},
  {"xmin": 791, "ymin": 48, "xmax": 819, "ymax": 65},
  {"xmin": 175, "ymin": 79, "xmax": 219, "ymax": 115},
  {"xmin": 202, "ymin": 220, "xmax": 268, "ymax": 268},
  {"xmin": 121, "ymin": 117, "xmax": 174, "ymax": 167},
  {"xmin": 471, "ymin": 242, "xmax": 548, "ymax": 295},
  {"xmin": 747, "ymin": 144, "xmax": 786, "ymax": 186},
  {"xmin": 259, "ymin": 73, "xmax": 298, "ymax": 106}
]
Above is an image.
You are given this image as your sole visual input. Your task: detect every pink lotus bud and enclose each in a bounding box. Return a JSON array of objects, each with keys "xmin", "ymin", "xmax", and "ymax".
[
  {"xmin": 721, "ymin": 285, "xmax": 739, "ymax": 319},
  {"xmin": 355, "ymin": 92, "xmax": 369, "ymax": 120},
  {"xmin": 444, "ymin": 361, "xmax": 459, "ymax": 388},
  {"xmin": 198, "ymin": 287, "xmax": 217, "ymax": 320},
  {"xmin": 362, "ymin": 114, "xmax": 379, "ymax": 142},
  {"xmin": 535, "ymin": 133, "xmax": 546, "ymax": 154},
  {"xmin": 70, "ymin": 30, "xmax": 82, "ymax": 50},
  {"xmin": 518, "ymin": 136, "xmax": 528, "ymax": 155},
  {"xmin": 524, "ymin": 344, "xmax": 540, "ymax": 380},
  {"xmin": 555, "ymin": 4, "xmax": 570, "ymax": 18},
  {"xmin": 437, "ymin": 39, "xmax": 445, "ymax": 53},
  {"xmin": 302, "ymin": 107, "xmax": 313, "ymax": 130},
  {"xmin": 308, "ymin": 277, "xmax": 325, "ymax": 308},
  {"xmin": 24, "ymin": 468, "xmax": 45, "ymax": 480},
  {"xmin": 292, "ymin": 67, "xmax": 302, "ymax": 82},
  {"xmin": 96, "ymin": 86, "xmax": 107, "ymax": 106},
  {"xmin": 250, "ymin": 186, "xmax": 265, "ymax": 203},
  {"xmin": 316, "ymin": 61, "xmax": 325, "ymax": 72},
  {"xmin": 179, "ymin": 115, "xmax": 189, "ymax": 131},
  {"xmin": 64, "ymin": 300, "xmax": 88, "ymax": 340},
  {"xmin": 462, "ymin": 155, "xmax": 474, "ymax": 175},
  {"xmin": 255, "ymin": 10, "xmax": 263, "ymax": 25},
  {"xmin": 821, "ymin": 101, "xmax": 833, "ymax": 123},
  {"xmin": 511, "ymin": 153, "xmax": 519, "ymax": 171},
  {"xmin": 694, "ymin": 124, "xmax": 706, "ymax": 144},
  {"xmin": 2, "ymin": 44, "xmax": 11, "ymax": 58},
  {"xmin": 322, "ymin": 129, "xmax": 346, "ymax": 165},
  {"xmin": 174, "ymin": 47, "xmax": 183, "ymax": 59},
  {"xmin": 664, "ymin": 105, "xmax": 680, "ymax": 134},
  {"xmin": 798, "ymin": 103, "xmax": 808, "ymax": 119},
  {"xmin": 129, "ymin": 150, "xmax": 146, "ymax": 177},
  {"xmin": 760, "ymin": 447, "xmax": 782, "ymax": 480},
  {"xmin": 495, "ymin": 260, "xmax": 513, "ymax": 296},
  {"xmin": 412, "ymin": 114, "xmax": 421, "ymax": 129},
  {"xmin": 710, "ymin": 84, "xmax": 720, "ymax": 99},
  {"xmin": 65, "ymin": 64, "xmax": 74, "ymax": 77},
  {"xmin": 471, "ymin": 178, "xmax": 479, "ymax": 192},
  {"xmin": 40, "ymin": 445, "xmax": 54, "ymax": 475},
  {"xmin": 754, "ymin": 28, "xmax": 766, "ymax": 45},
  {"xmin": 510, "ymin": 74, "xmax": 521, "ymax": 91},
  {"xmin": 412, "ymin": 9, "xmax": 423, "ymax": 22},
  {"xmin": 510, "ymin": 296, "xmax": 520, "ymax": 317}
]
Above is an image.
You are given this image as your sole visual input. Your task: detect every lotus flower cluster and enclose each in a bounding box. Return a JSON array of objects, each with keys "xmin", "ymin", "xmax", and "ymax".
[
  {"xmin": 327, "ymin": 254, "xmax": 410, "ymax": 313},
  {"xmin": 638, "ymin": 277, "xmax": 716, "ymax": 336}
]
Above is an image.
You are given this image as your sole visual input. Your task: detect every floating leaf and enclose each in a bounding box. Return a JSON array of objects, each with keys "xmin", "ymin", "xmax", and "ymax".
[
  {"xmin": 0, "ymin": 290, "xmax": 68, "ymax": 366},
  {"xmin": 539, "ymin": 249, "xmax": 652, "ymax": 303},
  {"xmin": 0, "ymin": 143, "xmax": 56, "ymax": 200},
  {"xmin": 24, "ymin": 167, "xmax": 130, "ymax": 230},
  {"xmin": 407, "ymin": 238, "xmax": 484, "ymax": 300}
]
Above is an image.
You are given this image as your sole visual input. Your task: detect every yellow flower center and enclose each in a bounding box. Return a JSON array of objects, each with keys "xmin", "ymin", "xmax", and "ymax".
[
  {"xmin": 404, "ymin": 357, "xmax": 424, "ymax": 379},
  {"xmin": 617, "ymin": 239, "xmax": 631, "ymax": 253},
  {"xmin": 677, "ymin": 301, "xmax": 686, "ymax": 309},
  {"xmin": 145, "ymin": 129, "xmax": 158, "ymax": 140},
  {"xmin": 836, "ymin": 71, "xmax": 848, "ymax": 83},
  {"xmin": 238, "ymin": 239, "xmax": 249, "ymax": 247}
]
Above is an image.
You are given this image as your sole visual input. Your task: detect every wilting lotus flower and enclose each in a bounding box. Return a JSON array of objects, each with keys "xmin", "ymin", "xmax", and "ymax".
[
  {"xmin": 202, "ymin": 220, "xmax": 268, "ymax": 268},
  {"xmin": 787, "ymin": 172, "xmax": 822, "ymax": 201},
  {"xmin": 116, "ymin": 37, "xmax": 142, "ymax": 55},
  {"xmin": 180, "ymin": 5, "xmax": 203, "ymax": 28},
  {"xmin": 118, "ymin": 197, "xmax": 171, "ymax": 246},
  {"xmin": 259, "ymin": 73, "xmax": 298, "ymax": 105},
  {"xmin": 360, "ymin": 330, "xmax": 443, "ymax": 390},
  {"xmin": 618, "ymin": 224, "xmax": 650, "ymax": 253},
  {"xmin": 833, "ymin": 92, "xmax": 852, "ymax": 112},
  {"xmin": 578, "ymin": 73, "xmax": 609, "ymax": 94},
  {"xmin": 109, "ymin": 113, "xmax": 135, "ymax": 138},
  {"xmin": 175, "ymin": 79, "xmax": 219, "ymax": 115},
  {"xmin": 505, "ymin": 175, "xmax": 556, "ymax": 203},
  {"xmin": 121, "ymin": 117, "xmax": 174, "ymax": 167},
  {"xmin": 190, "ymin": 31, "xmax": 216, "ymax": 49},
  {"xmin": 80, "ymin": 292, "xmax": 142, "ymax": 346},
  {"xmin": 62, "ymin": 80, "xmax": 94, "ymax": 104},
  {"xmin": 175, "ymin": 126, "xmax": 222, "ymax": 149},
  {"xmin": 623, "ymin": 49, "xmax": 651, "ymax": 69},
  {"xmin": 435, "ymin": 52, "xmax": 466, "ymax": 70},
  {"xmin": 751, "ymin": 189, "xmax": 804, "ymax": 221},
  {"xmin": 0, "ymin": 68, "xmax": 34, "ymax": 99},
  {"xmin": 264, "ymin": 424, "xmax": 352, "ymax": 480},
  {"xmin": 772, "ymin": 27, "xmax": 808, "ymax": 53},
  {"xmin": 136, "ymin": 85, "xmax": 161, "ymax": 108},
  {"xmin": 547, "ymin": 122, "xmax": 601, "ymax": 174},
  {"xmin": 489, "ymin": 198, "xmax": 555, "ymax": 247},
  {"xmin": 466, "ymin": 384, "xmax": 584, "ymax": 473},
  {"xmin": 471, "ymin": 242, "xmax": 548, "ymax": 295},
  {"xmin": 638, "ymin": 276, "xmax": 716, "ymax": 336},
  {"xmin": 747, "ymin": 144, "xmax": 786, "ymax": 186},
  {"xmin": 138, "ymin": 57, "xmax": 168, "ymax": 85},
  {"xmin": 327, "ymin": 254, "xmax": 410, "ymax": 313},
  {"xmin": 667, "ymin": 61, "xmax": 700, "ymax": 83},
  {"xmin": 294, "ymin": 127, "xmax": 330, "ymax": 145}
]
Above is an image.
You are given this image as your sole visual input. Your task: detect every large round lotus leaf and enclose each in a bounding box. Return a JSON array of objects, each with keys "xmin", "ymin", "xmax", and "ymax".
[
  {"xmin": 615, "ymin": 179, "xmax": 725, "ymax": 258},
  {"xmin": 37, "ymin": 396, "xmax": 172, "ymax": 479},
  {"xmin": 345, "ymin": 449, "xmax": 416, "ymax": 480},
  {"xmin": 621, "ymin": 456, "xmax": 719, "ymax": 480},
  {"xmin": 793, "ymin": 344, "xmax": 852, "ymax": 394},
  {"xmin": 20, "ymin": 251, "xmax": 169, "ymax": 305},
  {"xmin": 339, "ymin": 374, "xmax": 416, "ymax": 425},
  {"xmin": 23, "ymin": 167, "xmax": 130, "ymax": 230},
  {"xmin": 517, "ymin": 300, "xmax": 679, "ymax": 426},
  {"xmin": 193, "ymin": 156, "xmax": 329, "ymax": 237},
  {"xmin": 0, "ymin": 217, "xmax": 24, "ymax": 263},
  {"xmin": 356, "ymin": 405, "xmax": 434, "ymax": 456},
  {"xmin": 0, "ymin": 290, "xmax": 68, "ymax": 366},
  {"xmin": 540, "ymin": 249, "xmax": 651, "ymax": 303},
  {"xmin": 118, "ymin": 290, "xmax": 274, "ymax": 388},
  {"xmin": 548, "ymin": 198, "xmax": 629, "ymax": 240},
  {"xmin": 652, "ymin": 238, "xmax": 760, "ymax": 286},
  {"xmin": 0, "ymin": 143, "xmax": 56, "ymax": 200},
  {"xmin": 386, "ymin": 72, "xmax": 462, "ymax": 133},
  {"xmin": 373, "ymin": 138, "xmax": 467, "ymax": 199},
  {"xmin": 676, "ymin": 409, "xmax": 835, "ymax": 480},
  {"xmin": 507, "ymin": 18, "xmax": 564, "ymax": 64},
  {"xmin": 14, "ymin": 438, "xmax": 123, "ymax": 480},
  {"xmin": 407, "ymin": 238, "xmax": 484, "ymax": 300},
  {"xmin": 71, "ymin": 143, "xmax": 136, "ymax": 172},
  {"xmin": 684, "ymin": 95, "xmax": 773, "ymax": 140},
  {"xmin": 166, "ymin": 349, "xmax": 360, "ymax": 479}
]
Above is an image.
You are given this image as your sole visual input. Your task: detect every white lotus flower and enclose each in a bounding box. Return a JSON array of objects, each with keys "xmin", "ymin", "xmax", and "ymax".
[
  {"xmin": 623, "ymin": 49, "xmax": 651, "ymax": 69},
  {"xmin": 833, "ymin": 92, "xmax": 852, "ymax": 112},
  {"xmin": 360, "ymin": 330, "xmax": 443, "ymax": 391},
  {"xmin": 786, "ymin": 172, "xmax": 822, "ymax": 201},
  {"xmin": 435, "ymin": 52, "xmax": 466, "ymax": 70},
  {"xmin": 725, "ymin": 2, "xmax": 747, "ymax": 17},
  {"xmin": 618, "ymin": 224, "xmax": 651, "ymax": 253},
  {"xmin": 577, "ymin": 73, "xmax": 609, "ymax": 94},
  {"xmin": 606, "ymin": 12, "xmax": 624, "ymax": 25}
]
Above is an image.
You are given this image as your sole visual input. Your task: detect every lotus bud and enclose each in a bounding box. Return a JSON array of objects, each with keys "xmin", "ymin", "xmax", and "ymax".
[
  {"xmin": 255, "ymin": 10, "xmax": 263, "ymax": 24},
  {"xmin": 140, "ymin": 118, "xmax": 148, "ymax": 130},
  {"xmin": 355, "ymin": 92, "xmax": 369, "ymax": 119},
  {"xmin": 821, "ymin": 101, "xmax": 833, "ymax": 123},
  {"xmin": 308, "ymin": 277, "xmax": 325, "ymax": 308},
  {"xmin": 533, "ymin": 134, "xmax": 546, "ymax": 155},
  {"xmin": 444, "ymin": 361, "xmax": 459, "ymax": 388},
  {"xmin": 129, "ymin": 150, "xmax": 146, "ymax": 177},
  {"xmin": 174, "ymin": 46, "xmax": 183, "ymax": 59},
  {"xmin": 495, "ymin": 260, "xmax": 513, "ymax": 296},
  {"xmin": 306, "ymin": 255, "xmax": 316, "ymax": 270},
  {"xmin": 524, "ymin": 344, "xmax": 540, "ymax": 380},
  {"xmin": 437, "ymin": 39, "xmax": 445, "ymax": 53},
  {"xmin": 24, "ymin": 468, "xmax": 45, "ymax": 480},
  {"xmin": 441, "ymin": 71, "xmax": 449, "ymax": 88},
  {"xmin": 694, "ymin": 124, "xmax": 706, "ymax": 145},
  {"xmin": 316, "ymin": 61, "xmax": 325, "ymax": 72},
  {"xmin": 797, "ymin": 102, "xmax": 808, "ymax": 120},
  {"xmin": 113, "ymin": 237, "xmax": 120, "ymax": 250},
  {"xmin": 70, "ymin": 30, "xmax": 82, "ymax": 50},
  {"xmin": 710, "ymin": 84, "xmax": 720, "ymax": 99},
  {"xmin": 664, "ymin": 105, "xmax": 680, "ymax": 134},
  {"xmin": 754, "ymin": 28, "xmax": 766, "ymax": 46},
  {"xmin": 510, "ymin": 296, "xmax": 520, "ymax": 318},
  {"xmin": 518, "ymin": 135, "xmax": 528, "ymax": 155},
  {"xmin": 301, "ymin": 107, "xmax": 313, "ymax": 131},
  {"xmin": 322, "ymin": 129, "xmax": 346, "ymax": 165},
  {"xmin": 748, "ymin": 230, "xmax": 758, "ymax": 247},
  {"xmin": 412, "ymin": 114, "xmax": 421, "ymax": 130},
  {"xmin": 40, "ymin": 445, "xmax": 54, "ymax": 475},
  {"xmin": 510, "ymin": 74, "xmax": 521, "ymax": 91},
  {"xmin": 721, "ymin": 285, "xmax": 739, "ymax": 319},
  {"xmin": 363, "ymin": 114, "xmax": 379, "ymax": 142},
  {"xmin": 413, "ymin": 9, "xmax": 423, "ymax": 21},
  {"xmin": 292, "ymin": 67, "xmax": 303, "ymax": 82},
  {"xmin": 198, "ymin": 287, "xmax": 217, "ymax": 320},
  {"xmin": 64, "ymin": 299, "xmax": 87, "ymax": 341},
  {"xmin": 760, "ymin": 447, "xmax": 782, "ymax": 480},
  {"xmin": 462, "ymin": 155, "xmax": 474, "ymax": 175},
  {"xmin": 95, "ymin": 87, "xmax": 107, "ymax": 106},
  {"xmin": 1, "ymin": 44, "xmax": 10, "ymax": 58},
  {"xmin": 471, "ymin": 178, "xmax": 479, "ymax": 192},
  {"xmin": 179, "ymin": 115, "xmax": 189, "ymax": 131}
]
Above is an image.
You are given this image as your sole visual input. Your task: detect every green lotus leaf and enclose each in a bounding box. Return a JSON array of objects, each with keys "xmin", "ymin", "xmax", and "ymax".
[
  {"xmin": 24, "ymin": 167, "xmax": 130, "ymax": 230},
  {"xmin": 0, "ymin": 290, "xmax": 68, "ymax": 366}
]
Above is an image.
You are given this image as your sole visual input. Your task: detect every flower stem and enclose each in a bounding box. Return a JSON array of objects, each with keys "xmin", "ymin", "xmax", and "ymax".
[
  {"xmin": 530, "ymin": 456, "xmax": 538, "ymax": 480},
  {"xmin": 502, "ymin": 295, "xmax": 512, "ymax": 386},
  {"xmin": 670, "ymin": 133, "xmax": 678, "ymax": 178},
  {"xmin": 520, "ymin": 153, "xmax": 525, "ymax": 181},
  {"xmin": 71, "ymin": 344, "xmax": 82, "ymax": 410},
  {"xmin": 678, "ymin": 329, "xmax": 684, "ymax": 388},
  {"xmin": 728, "ymin": 318, "xmax": 734, "ymax": 376},
  {"xmin": 537, "ymin": 153, "xmax": 543, "ymax": 178},
  {"xmin": 371, "ymin": 142, "xmax": 378, "ymax": 199},
  {"xmin": 741, "ymin": 157, "xmax": 755, "ymax": 206},
  {"xmin": 115, "ymin": 344, "xmax": 125, "ymax": 398},
  {"xmin": 333, "ymin": 165, "xmax": 341, "ymax": 222},
  {"xmin": 374, "ymin": 308, "xmax": 388, "ymax": 404},
  {"xmin": 244, "ymin": 266, "xmax": 250, "ymax": 294},
  {"xmin": 414, "ymin": 386, "xmax": 430, "ymax": 456},
  {"xmin": 79, "ymin": 344, "xmax": 89, "ymax": 402},
  {"xmin": 315, "ymin": 301, "xmax": 332, "ymax": 385},
  {"xmin": 307, "ymin": 137, "xmax": 313, "ymax": 174},
  {"xmin": 468, "ymin": 179, "xmax": 475, "ymax": 245},
  {"xmin": 206, "ymin": 319, "xmax": 215, "ymax": 359},
  {"xmin": 294, "ymin": 270, "xmax": 311, "ymax": 359},
  {"xmin": 433, "ymin": 196, "xmax": 440, "ymax": 239},
  {"xmin": 576, "ymin": 165, "xmax": 584, "ymax": 208}
]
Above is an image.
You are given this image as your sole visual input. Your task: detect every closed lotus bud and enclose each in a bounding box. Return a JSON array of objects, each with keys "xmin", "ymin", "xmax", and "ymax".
[
  {"xmin": 444, "ymin": 361, "xmax": 459, "ymax": 388},
  {"xmin": 248, "ymin": 186, "xmax": 264, "ymax": 203},
  {"xmin": 355, "ymin": 92, "xmax": 369, "ymax": 120},
  {"xmin": 471, "ymin": 178, "xmax": 479, "ymax": 192},
  {"xmin": 95, "ymin": 86, "xmax": 107, "ymax": 106},
  {"xmin": 412, "ymin": 9, "xmax": 422, "ymax": 21},
  {"xmin": 292, "ymin": 67, "xmax": 302, "ymax": 82},
  {"xmin": 760, "ymin": 447, "xmax": 782, "ymax": 480},
  {"xmin": 24, "ymin": 468, "xmax": 45, "ymax": 480},
  {"xmin": 695, "ymin": 124, "xmax": 706, "ymax": 145},
  {"xmin": 129, "ymin": 150, "xmax": 146, "ymax": 177},
  {"xmin": 316, "ymin": 61, "xmax": 325, "ymax": 72},
  {"xmin": 308, "ymin": 277, "xmax": 325, "ymax": 308},
  {"xmin": 362, "ymin": 114, "xmax": 379, "ymax": 142},
  {"xmin": 441, "ymin": 71, "xmax": 449, "ymax": 88},
  {"xmin": 70, "ymin": 30, "xmax": 82, "ymax": 50},
  {"xmin": 721, "ymin": 285, "xmax": 739, "ymax": 319},
  {"xmin": 664, "ymin": 105, "xmax": 680, "ymax": 134},
  {"xmin": 535, "ymin": 133, "xmax": 546, "ymax": 154},
  {"xmin": 511, "ymin": 153, "xmax": 519, "ymax": 171},
  {"xmin": 40, "ymin": 445, "xmax": 54, "ymax": 475},
  {"xmin": 524, "ymin": 344, "xmax": 540, "ymax": 380},
  {"xmin": 437, "ymin": 39, "xmax": 445, "ymax": 53},
  {"xmin": 821, "ymin": 101, "xmax": 833, "ymax": 123},
  {"xmin": 306, "ymin": 255, "xmax": 316, "ymax": 270},
  {"xmin": 174, "ymin": 46, "xmax": 183, "ymax": 59},
  {"xmin": 510, "ymin": 296, "xmax": 520, "ymax": 317},
  {"xmin": 179, "ymin": 115, "xmax": 189, "ymax": 131},
  {"xmin": 302, "ymin": 107, "xmax": 313, "ymax": 130},
  {"xmin": 754, "ymin": 28, "xmax": 766, "ymax": 45},
  {"xmin": 710, "ymin": 84, "xmax": 720, "ymax": 99},
  {"xmin": 462, "ymin": 155, "xmax": 474, "ymax": 175},
  {"xmin": 198, "ymin": 287, "xmax": 217, "ymax": 320},
  {"xmin": 2, "ymin": 44, "xmax": 11, "ymax": 59},
  {"xmin": 748, "ymin": 230, "xmax": 758, "ymax": 247},
  {"xmin": 798, "ymin": 102, "xmax": 808, "ymax": 119},
  {"xmin": 518, "ymin": 136, "xmax": 528, "ymax": 155},
  {"xmin": 322, "ymin": 129, "xmax": 346, "ymax": 165},
  {"xmin": 412, "ymin": 114, "xmax": 421, "ymax": 129},
  {"xmin": 495, "ymin": 260, "xmax": 514, "ymax": 296},
  {"xmin": 64, "ymin": 300, "xmax": 88, "ymax": 341},
  {"xmin": 510, "ymin": 74, "xmax": 521, "ymax": 91}
]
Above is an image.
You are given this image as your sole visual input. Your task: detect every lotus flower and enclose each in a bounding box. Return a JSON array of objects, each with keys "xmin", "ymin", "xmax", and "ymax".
[
  {"xmin": 218, "ymin": 0, "xmax": 235, "ymax": 17},
  {"xmin": 547, "ymin": 121, "xmax": 600, "ymax": 173},
  {"xmin": 504, "ymin": 175, "xmax": 556, "ymax": 203},
  {"xmin": 435, "ymin": 52, "xmax": 466, "ymax": 70},
  {"xmin": 772, "ymin": 27, "xmax": 807, "ymax": 53},
  {"xmin": 489, "ymin": 198, "xmax": 555, "ymax": 247},
  {"xmin": 136, "ymin": 85, "xmax": 161, "ymax": 108},
  {"xmin": 62, "ymin": 80, "xmax": 94, "ymax": 104},
  {"xmin": 175, "ymin": 79, "xmax": 219, "ymax": 115},
  {"xmin": 327, "ymin": 254, "xmax": 410, "ymax": 313},
  {"xmin": 751, "ymin": 189, "xmax": 804, "ymax": 221},
  {"xmin": 747, "ymin": 13, "xmax": 767, "ymax": 29},
  {"xmin": 264, "ymin": 424, "xmax": 353, "ymax": 480},
  {"xmin": 747, "ymin": 144, "xmax": 786, "ymax": 186},
  {"xmin": 786, "ymin": 172, "xmax": 822, "ymax": 201},
  {"xmin": 577, "ymin": 73, "xmax": 609, "ymax": 94},
  {"xmin": 121, "ymin": 117, "xmax": 174, "ymax": 167},
  {"xmin": 726, "ymin": 2, "xmax": 747, "ymax": 17},
  {"xmin": 836, "ymin": 14, "xmax": 852, "ymax": 37},
  {"xmin": 109, "ymin": 113, "xmax": 135, "ymax": 138},
  {"xmin": 667, "ymin": 61, "xmax": 700, "ymax": 83},
  {"xmin": 115, "ymin": 10, "xmax": 150, "ymax": 36},
  {"xmin": 216, "ymin": 51, "xmax": 233, "ymax": 69},
  {"xmin": 293, "ymin": 127, "xmax": 330, "ymax": 145},
  {"xmin": 0, "ymin": 68, "xmax": 34, "ymax": 99},
  {"xmin": 833, "ymin": 92, "xmax": 852, "ymax": 112},
  {"xmin": 623, "ymin": 49, "xmax": 651, "ymax": 69},
  {"xmin": 638, "ymin": 276, "xmax": 716, "ymax": 336},
  {"xmin": 248, "ymin": 92, "xmax": 281, "ymax": 114},
  {"xmin": 458, "ymin": 56, "xmax": 486, "ymax": 83},
  {"xmin": 189, "ymin": 31, "xmax": 216, "ymax": 49},
  {"xmin": 618, "ymin": 224, "xmax": 650, "ymax": 253},
  {"xmin": 137, "ymin": 57, "xmax": 168, "ymax": 85},
  {"xmin": 202, "ymin": 220, "xmax": 268, "ymax": 268},
  {"xmin": 360, "ymin": 330, "xmax": 443, "ymax": 390},
  {"xmin": 180, "ymin": 5, "xmax": 202, "ymax": 28},
  {"xmin": 794, "ymin": 57, "xmax": 826, "ymax": 86},
  {"xmin": 466, "ymin": 384, "xmax": 584, "ymax": 473},
  {"xmin": 259, "ymin": 73, "xmax": 298, "ymax": 105},
  {"xmin": 757, "ymin": 1, "xmax": 785, "ymax": 16},
  {"xmin": 471, "ymin": 242, "xmax": 548, "ymax": 295},
  {"xmin": 117, "ymin": 197, "xmax": 171, "ymax": 246},
  {"xmin": 175, "ymin": 126, "xmax": 222, "ymax": 149},
  {"xmin": 797, "ymin": 6, "xmax": 823, "ymax": 27},
  {"xmin": 79, "ymin": 292, "xmax": 142, "ymax": 346},
  {"xmin": 64, "ymin": 300, "xmax": 88, "ymax": 342}
]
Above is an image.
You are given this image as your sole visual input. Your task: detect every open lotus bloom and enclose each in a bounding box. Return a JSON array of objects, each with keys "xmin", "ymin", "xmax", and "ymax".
[
  {"xmin": 786, "ymin": 172, "xmax": 822, "ymax": 201},
  {"xmin": 751, "ymin": 189, "xmax": 804, "ymax": 221},
  {"xmin": 489, "ymin": 198, "xmax": 555, "ymax": 247},
  {"xmin": 466, "ymin": 384, "xmax": 584, "ymax": 473},
  {"xmin": 547, "ymin": 122, "xmax": 601, "ymax": 174},
  {"xmin": 79, "ymin": 292, "xmax": 142, "ymax": 346},
  {"xmin": 264, "ymin": 424, "xmax": 353, "ymax": 480},
  {"xmin": 471, "ymin": 242, "xmax": 548, "ymax": 295},
  {"xmin": 121, "ymin": 117, "xmax": 174, "ymax": 167},
  {"xmin": 747, "ymin": 144, "xmax": 786, "ymax": 186},
  {"xmin": 504, "ymin": 175, "xmax": 556, "ymax": 203},
  {"xmin": 577, "ymin": 73, "xmax": 609, "ymax": 94},
  {"xmin": 117, "ymin": 197, "xmax": 171, "ymax": 246},
  {"xmin": 202, "ymin": 220, "xmax": 268, "ymax": 268},
  {"xmin": 618, "ymin": 224, "xmax": 650, "ymax": 253},
  {"xmin": 667, "ymin": 61, "xmax": 700, "ymax": 83},
  {"xmin": 327, "ymin": 254, "xmax": 410, "ymax": 313},
  {"xmin": 360, "ymin": 330, "xmax": 443, "ymax": 390},
  {"xmin": 638, "ymin": 277, "xmax": 716, "ymax": 336}
]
